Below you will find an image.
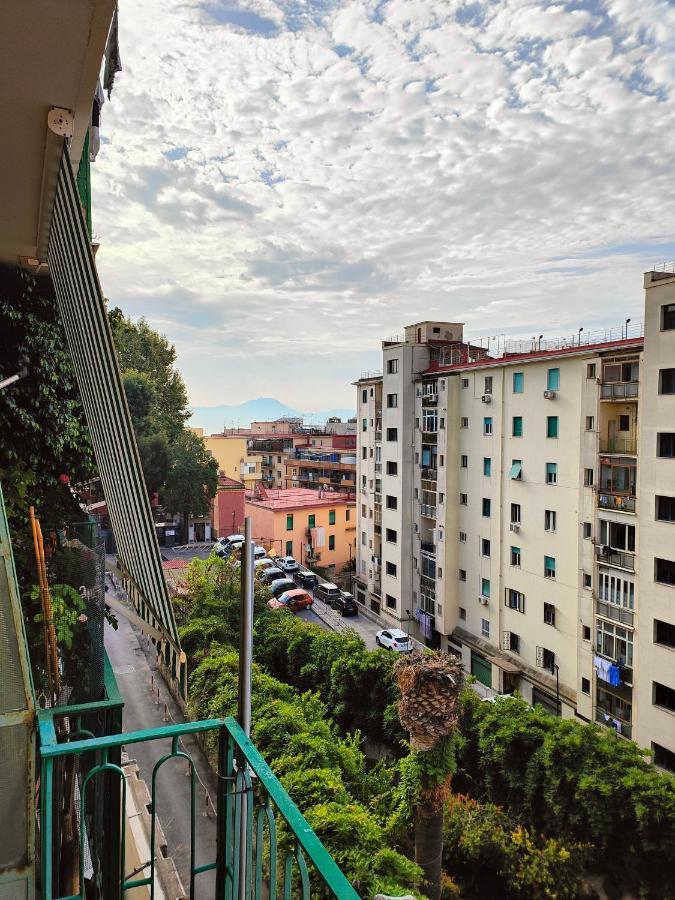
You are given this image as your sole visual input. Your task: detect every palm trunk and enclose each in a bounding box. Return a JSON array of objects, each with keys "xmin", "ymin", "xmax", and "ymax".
[{"xmin": 415, "ymin": 793, "xmax": 444, "ymax": 900}]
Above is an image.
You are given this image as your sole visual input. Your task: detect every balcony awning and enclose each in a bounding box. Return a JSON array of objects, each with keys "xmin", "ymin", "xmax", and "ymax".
[{"xmin": 47, "ymin": 143, "xmax": 180, "ymax": 651}]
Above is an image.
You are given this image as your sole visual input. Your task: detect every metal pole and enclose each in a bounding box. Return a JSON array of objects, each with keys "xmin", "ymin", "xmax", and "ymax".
[
  {"xmin": 555, "ymin": 664, "xmax": 560, "ymax": 717},
  {"xmin": 237, "ymin": 516, "xmax": 254, "ymax": 898}
]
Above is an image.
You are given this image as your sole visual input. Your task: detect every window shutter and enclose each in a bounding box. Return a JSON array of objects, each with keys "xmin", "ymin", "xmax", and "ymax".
[
  {"xmin": 536, "ymin": 645, "xmax": 544, "ymax": 667},
  {"xmin": 502, "ymin": 631, "xmax": 511, "ymax": 650}
]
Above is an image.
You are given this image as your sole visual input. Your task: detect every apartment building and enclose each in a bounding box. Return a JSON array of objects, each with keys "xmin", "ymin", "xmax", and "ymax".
[{"xmin": 355, "ymin": 278, "xmax": 675, "ymax": 764}]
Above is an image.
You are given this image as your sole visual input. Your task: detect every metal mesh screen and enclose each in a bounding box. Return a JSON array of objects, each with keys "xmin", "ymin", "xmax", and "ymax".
[{"xmin": 0, "ymin": 724, "xmax": 29, "ymax": 869}]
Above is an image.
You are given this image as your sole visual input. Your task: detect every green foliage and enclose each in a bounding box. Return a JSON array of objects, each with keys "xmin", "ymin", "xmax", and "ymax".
[
  {"xmin": 443, "ymin": 794, "xmax": 588, "ymax": 899},
  {"xmin": 163, "ymin": 430, "xmax": 219, "ymax": 539},
  {"xmin": 31, "ymin": 583, "xmax": 85, "ymax": 650},
  {"xmin": 455, "ymin": 692, "xmax": 675, "ymax": 898}
]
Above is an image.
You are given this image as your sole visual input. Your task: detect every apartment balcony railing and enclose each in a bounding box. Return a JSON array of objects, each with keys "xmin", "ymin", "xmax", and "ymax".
[
  {"xmin": 375, "ymin": 431, "xmax": 382, "ymax": 442},
  {"xmin": 374, "ymin": 492, "xmax": 382, "ymax": 505},
  {"xmin": 595, "ymin": 545, "xmax": 636, "ymax": 572},
  {"xmin": 420, "ymin": 574, "xmax": 436, "ymax": 605},
  {"xmin": 421, "ymin": 394, "xmax": 438, "ymax": 406},
  {"xmin": 420, "ymin": 466, "xmax": 437, "ymax": 481},
  {"xmin": 38, "ymin": 713, "xmax": 357, "ymax": 900},
  {"xmin": 595, "ymin": 597, "xmax": 635, "ymax": 627},
  {"xmin": 420, "ymin": 503, "xmax": 437, "ymax": 519},
  {"xmin": 595, "ymin": 706, "xmax": 632, "ymax": 739},
  {"xmin": 420, "ymin": 541, "xmax": 435, "ymax": 555},
  {"xmin": 421, "ymin": 431, "xmax": 438, "ymax": 444},
  {"xmin": 600, "ymin": 381, "xmax": 639, "ymax": 401},
  {"xmin": 374, "ymin": 462, "xmax": 382, "ymax": 472},
  {"xmin": 418, "ymin": 591, "xmax": 436, "ymax": 614},
  {"xmin": 599, "ymin": 438, "xmax": 638, "ymax": 455},
  {"xmin": 597, "ymin": 492, "xmax": 636, "ymax": 513},
  {"xmin": 374, "ymin": 508, "xmax": 381, "ymax": 525}
]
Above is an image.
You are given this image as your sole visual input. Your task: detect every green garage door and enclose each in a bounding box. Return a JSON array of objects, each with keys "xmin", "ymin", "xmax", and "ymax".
[{"xmin": 471, "ymin": 650, "xmax": 492, "ymax": 688}]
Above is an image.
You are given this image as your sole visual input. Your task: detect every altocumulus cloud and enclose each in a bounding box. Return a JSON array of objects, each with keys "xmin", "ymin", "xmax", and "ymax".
[{"xmin": 93, "ymin": 0, "xmax": 675, "ymax": 408}]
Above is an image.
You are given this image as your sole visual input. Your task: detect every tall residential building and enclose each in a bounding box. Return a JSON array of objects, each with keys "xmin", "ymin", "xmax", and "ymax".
[{"xmin": 355, "ymin": 277, "xmax": 675, "ymax": 766}]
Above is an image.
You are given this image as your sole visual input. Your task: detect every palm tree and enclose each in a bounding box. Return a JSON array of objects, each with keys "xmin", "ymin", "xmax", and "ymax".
[{"xmin": 394, "ymin": 652, "xmax": 464, "ymax": 900}]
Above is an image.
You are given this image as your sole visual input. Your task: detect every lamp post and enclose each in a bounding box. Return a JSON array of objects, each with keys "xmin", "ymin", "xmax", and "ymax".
[{"xmin": 624, "ymin": 317, "xmax": 631, "ymax": 340}]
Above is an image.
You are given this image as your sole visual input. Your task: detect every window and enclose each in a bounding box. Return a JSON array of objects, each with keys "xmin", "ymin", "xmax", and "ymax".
[
  {"xmin": 328, "ymin": 510, "xmax": 336, "ymax": 525},
  {"xmin": 546, "ymin": 462, "xmax": 558, "ymax": 484},
  {"xmin": 308, "ymin": 514, "xmax": 316, "ymax": 528},
  {"xmin": 386, "ymin": 495, "xmax": 397, "ymax": 510},
  {"xmin": 654, "ymin": 682, "xmax": 675, "ymax": 713},
  {"xmin": 658, "ymin": 433, "xmax": 675, "ymax": 458},
  {"xmin": 598, "ymin": 520, "xmax": 635, "ymax": 552},
  {"xmin": 386, "ymin": 461, "xmax": 398, "ymax": 475},
  {"xmin": 662, "ymin": 302, "xmax": 675, "ymax": 330},
  {"xmin": 481, "ymin": 618, "xmax": 490, "ymax": 638},
  {"xmin": 484, "ymin": 457, "xmax": 492, "ymax": 476},
  {"xmin": 459, "ymin": 493, "xmax": 468, "ymax": 505},
  {"xmin": 513, "ymin": 371, "xmax": 524, "ymax": 393},
  {"xmin": 328, "ymin": 534, "xmax": 335, "ymax": 550},
  {"xmin": 544, "ymin": 603, "xmax": 556, "ymax": 626},
  {"xmin": 361, "ymin": 531, "xmax": 366, "ymax": 545},
  {"xmin": 439, "ymin": 455, "xmax": 444, "ymax": 467},
  {"xmin": 544, "ymin": 556, "xmax": 556, "ymax": 578},
  {"xmin": 655, "ymin": 619, "xmax": 675, "ymax": 649},
  {"xmin": 285, "ymin": 540, "xmax": 293, "ymax": 556},
  {"xmin": 362, "ymin": 447, "xmax": 367, "ymax": 460},
  {"xmin": 547, "ymin": 368, "xmax": 560, "ymax": 391},
  {"xmin": 657, "ymin": 496, "xmax": 675, "ymax": 522},
  {"xmin": 362, "ymin": 418, "xmax": 367, "ymax": 432},
  {"xmin": 459, "ymin": 531, "xmax": 467, "ymax": 543},
  {"xmin": 461, "ymin": 378, "xmax": 469, "ymax": 389},
  {"xmin": 583, "ymin": 572, "xmax": 592, "ymax": 589},
  {"xmin": 660, "ymin": 369, "xmax": 675, "ymax": 394},
  {"xmin": 482, "ymin": 498, "xmax": 491, "ymax": 517},
  {"xmin": 619, "ymin": 414, "xmax": 630, "ymax": 432},
  {"xmin": 481, "ymin": 538, "xmax": 491, "ymax": 557},
  {"xmin": 386, "ymin": 528, "xmax": 397, "ymax": 543},
  {"xmin": 546, "ymin": 416, "xmax": 559, "ymax": 438},
  {"xmin": 583, "ymin": 625, "xmax": 591, "ymax": 640},
  {"xmin": 484, "ymin": 375, "xmax": 493, "ymax": 394},
  {"xmin": 656, "ymin": 557, "xmax": 675, "ymax": 586},
  {"xmin": 582, "ymin": 677, "xmax": 590, "ymax": 695},
  {"xmin": 370, "ymin": 387, "xmax": 374, "ymax": 397},
  {"xmin": 586, "ymin": 416, "xmax": 595, "ymax": 431},
  {"xmin": 385, "ymin": 594, "xmax": 397, "ymax": 609},
  {"xmin": 386, "ymin": 561, "xmax": 397, "ymax": 576},
  {"xmin": 439, "ymin": 492, "xmax": 445, "ymax": 504},
  {"xmin": 484, "ymin": 417, "xmax": 492, "ymax": 435},
  {"xmin": 286, "ymin": 514, "xmax": 294, "ymax": 530},
  {"xmin": 510, "ymin": 546, "xmax": 521, "ymax": 567},
  {"xmin": 544, "ymin": 509, "xmax": 557, "ymax": 532},
  {"xmin": 653, "ymin": 743, "xmax": 675, "ymax": 774},
  {"xmin": 387, "ymin": 358, "xmax": 399, "ymax": 374},
  {"xmin": 587, "ymin": 363, "xmax": 596, "ymax": 379},
  {"xmin": 512, "ymin": 416, "xmax": 523, "ymax": 437},
  {"xmin": 461, "ymin": 417, "xmax": 469, "ymax": 428},
  {"xmin": 461, "ymin": 454, "xmax": 468, "ymax": 468},
  {"xmin": 509, "ymin": 632, "xmax": 520, "ymax": 653},
  {"xmin": 510, "ymin": 502, "xmax": 521, "ymax": 524},
  {"xmin": 583, "ymin": 522, "xmax": 592, "ymax": 539},
  {"xmin": 346, "ymin": 509, "xmax": 350, "ymax": 521},
  {"xmin": 459, "ymin": 606, "xmax": 466, "ymax": 619},
  {"xmin": 506, "ymin": 588, "xmax": 525, "ymax": 612},
  {"xmin": 533, "ymin": 686, "xmax": 559, "ymax": 715},
  {"xmin": 508, "ymin": 459, "xmax": 522, "ymax": 480},
  {"xmin": 584, "ymin": 468, "xmax": 594, "ymax": 486},
  {"xmin": 596, "ymin": 619, "xmax": 633, "ymax": 664},
  {"xmin": 598, "ymin": 571, "xmax": 635, "ymax": 609},
  {"xmin": 361, "ymin": 475, "xmax": 366, "ymax": 488},
  {"xmin": 459, "ymin": 569, "xmax": 466, "ymax": 582},
  {"xmin": 387, "ymin": 427, "xmax": 398, "ymax": 441},
  {"xmin": 481, "ymin": 578, "xmax": 490, "ymax": 598},
  {"xmin": 362, "ymin": 389, "xmax": 367, "ymax": 403},
  {"xmin": 387, "ymin": 393, "xmax": 398, "ymax": 408}
]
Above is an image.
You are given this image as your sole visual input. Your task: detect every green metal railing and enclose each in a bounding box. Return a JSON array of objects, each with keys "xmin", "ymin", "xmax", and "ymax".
[{"xmin": 38, "ymin": 714, "xmax": 358, "ymax": 900}]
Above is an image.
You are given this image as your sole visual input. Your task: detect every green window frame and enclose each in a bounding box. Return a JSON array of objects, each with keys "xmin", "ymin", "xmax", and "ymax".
[
  {"xmin": 285, "ymin": 540, "xmax": 293, "ymax": 556},
  {"xmin": 547, "ymin": 368, "xmax": 560, "ymax": 391},
  {"xmin": 329, "ymin": 509, "xmax": 336, "ymax": 525},
  {"xmin": 329, "ymin": 534, "xmax": 335, "ymax": 550},
  {"xmin": 508, "ymin": 460, "xmax": 522, "ymax": 480},
  {"xmin": 511, "ymin": 546, "xmax": 521, "ymax": 567},
  {"xmin": 484, "ymin": 417, "xmax": 492, "ymax": 435},
  {"xmin": 483, "ymin": 457, "xmax": 491, "ymax": 476},
  {"xmin": 544, "ymin": 555, "xmax": 556, "ymax": 577},
  {"xmin": 481, "ymin": 577, "xmax": 491, "ymax": 598},
  {"xmin": 547, "ymin": 416, "xmax": 559, "ymax": 438},
  {"xmin": 513, "ymin": 371, "xmax": 524, "ymax": 393},
  {"xmin": 308, "ymin": 514, "xmax": 316, "ymax": 528},
  {"xmin": 286, "ymin": 514, "xmax": 293, "ymax": 531},
  {"xmin": 512, "ymin": 416, "xmax": 523, "ymax": 437},
  {"xmin": 546, "ymin": 462, "xmax": 557, "ymax": 484}
]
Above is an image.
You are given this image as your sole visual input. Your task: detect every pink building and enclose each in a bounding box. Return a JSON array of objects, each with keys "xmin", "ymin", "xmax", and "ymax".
[{"xmin": 211, "ymin": 475, "xmax": 246, "ymax": 539}]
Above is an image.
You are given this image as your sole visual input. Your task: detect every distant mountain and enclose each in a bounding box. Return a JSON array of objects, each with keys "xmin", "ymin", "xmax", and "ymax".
[{"xmin": 189, "ymin": 397, "xmax": 356, "ymax": 433}]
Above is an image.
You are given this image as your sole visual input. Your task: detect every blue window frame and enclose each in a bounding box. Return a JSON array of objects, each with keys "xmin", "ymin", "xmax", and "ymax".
[
  {"xmin": 547, "ymin": 368, "xmax": 560, "ymax": 391},
  {"xmin": 484, "ymin": 417, "xmax": 492, "ymax": 435},
  {"xmin": 508, "ymin": 460, "xmax": 522, "ymax": 480},
  {"xmin": 546, "ymin": 462, "xmax": 558, "ymax": 484},
  {"xmin": 513, "ymin": 416, "xmax": 523, "ymax": 437},
  {"xmin": 544, "ymin": 555, "xmax": 556, "ymax": 577},
  {"xmin": 483, "ymin": 457, "xmax": 491, "ymax": 476},
  {"xmin": 513, "ymin": 372, "xmax": 524, "ymax": 393},
  {"xmin": 481, "ymin": 577, "xmax": 491, "ymax": 598},
  {"xmin": 547, "ymin": 416, "xmax": 559, "ymax": 438}
]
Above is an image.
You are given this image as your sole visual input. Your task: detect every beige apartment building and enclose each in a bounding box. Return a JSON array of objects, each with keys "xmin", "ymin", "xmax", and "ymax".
[{"xmin": 355, "ymin": 277, "xmax": 675, "ymax": 769}]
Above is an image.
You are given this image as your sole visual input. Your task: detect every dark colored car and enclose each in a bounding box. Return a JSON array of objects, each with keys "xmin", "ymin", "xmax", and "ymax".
[
  {"xmin": 260, "ymin": 567, "xmax": 286, "ymax": 584},
  {"xmin": 314, "ymin": 582, "xmax": 341, "ymax": 604},
  {"xmin": 330, "ymin": 591, "xmax": 357, "ymax": 617},
  {"xmin": 268, "ymin": 578, "xmax": 297, "ymax": 598},
  {"xmin": 294, "ymin": 569, "xmax": 318, "ymax": 590}
]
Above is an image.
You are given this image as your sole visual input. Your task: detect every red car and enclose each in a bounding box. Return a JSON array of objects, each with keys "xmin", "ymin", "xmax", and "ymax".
[{"xmin": 267, "ymin": 589, "xmax": 314, "ymax": 612}]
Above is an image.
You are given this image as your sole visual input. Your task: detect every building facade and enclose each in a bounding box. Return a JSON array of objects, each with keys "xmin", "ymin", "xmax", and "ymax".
[
  {"xmin": 211, "ymin": 474, "xmax": 246, "ymax": 539},
  {"xmin": 355, "ymin": 283, "xmax": 675, "ymax": 766}
]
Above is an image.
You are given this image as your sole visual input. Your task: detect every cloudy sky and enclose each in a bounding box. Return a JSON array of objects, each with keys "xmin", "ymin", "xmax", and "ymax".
[{"xmin": 93, "ymin": 0, "xmax": 675, "ymax": 410}]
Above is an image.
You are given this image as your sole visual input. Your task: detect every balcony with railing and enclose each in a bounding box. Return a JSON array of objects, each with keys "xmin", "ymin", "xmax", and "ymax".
[
  {"xmin": 595, "ymin": 706, "xmax": 632, "ymax": 739},
  {"xmin": 420, "ymin": 503, "xmax": 437, "ymax": 519},
  {"xmin": 374, "ymin": 461, "xmax": 382, "ymax": 472},
  {"xmin": 600, "ymin": 381, "xmax": 639, "ymax": 401},
  {"xmin": 595, "ymin": 597, "xmax": 635, "ymax": 627},
  {"xmin": 597, "ymin": 492, "xmax": 636, "ymax": 513},
  {"xmin": 599, "ymin": 437, "xmax": 638, "ymax": 455},
  {"xmin": 595, "ymin": 545, "xmax": 636, "ymax": 572},
  {"xmin": 420, "ymin": 573, "xmax": 436, "ymax": 603},
  {"xmin": 420, "ymin": 466, "xmax": 437, "ymax": 481},
  {"xmin": 421, "ymin": 393, "xmax": 438, "ymax": 406}
]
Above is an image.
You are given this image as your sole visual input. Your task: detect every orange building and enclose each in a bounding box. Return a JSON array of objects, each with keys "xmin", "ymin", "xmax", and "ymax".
[{"xmin": 245, "ymin": 487, "xmax": 356, "ymax": 571}]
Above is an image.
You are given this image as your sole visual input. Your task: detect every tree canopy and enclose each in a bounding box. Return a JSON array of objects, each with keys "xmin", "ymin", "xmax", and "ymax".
[{"xmin": 162, "ymin": 429, "xmax": 219, "ymax": 539}]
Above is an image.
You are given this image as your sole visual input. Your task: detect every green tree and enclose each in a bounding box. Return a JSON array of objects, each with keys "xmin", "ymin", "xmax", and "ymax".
[
  {"xmin": 136, "ymin": 433, "xmax": 170, "ymax": 497},
  {"xmin": 122, "ymin": 371, "xmax": 156, "ymax": 433},
  {"xmin": 162, "ymin": 432, "xmax": 218, "ymax": 542}
]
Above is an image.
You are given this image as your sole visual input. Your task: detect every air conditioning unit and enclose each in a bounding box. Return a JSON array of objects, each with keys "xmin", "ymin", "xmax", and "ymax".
[
  {"xmin": 543, "ymin": 390, "xmax": 556, "ymax": 399},
  {"xmin": 478, "ymin": 595, "xmax": 489, "ymax": 606},
  {"xmin": 510, "ymin": 522, "xmax": 520, "ymax": 533},
  {"xmin": 481, "ymin": 395, "xmax": 492, "ymax": 404},
  {"xmin": 502, "ymin": 631, "xmax": 511, "ymax": 651}
]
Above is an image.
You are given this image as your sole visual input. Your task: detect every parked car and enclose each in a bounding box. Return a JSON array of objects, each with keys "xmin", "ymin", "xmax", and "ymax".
[
  {"xmin": 293, "ymin": 569, "xmax": 319, "ymax": 590},
  {"xmin": 267, "ymin": 589, "xmax": 313, "ymax": 612},
  {"xmin": 217, "ymin": 536, "xmax": 244, "ymax": 558},
  {"xmin": 375, "ymin": 628, "xmax": 413, "ymax": 652},
  {"xmin": 254, "ymin": 558, "xmax": 275, "ymax": 571},
  {"xmin": 259, "ymin": 567, "xmax": 286, "ymax": 584},
  {"xmin": 278, "ymin": 556, "xmax": 299, "ymax": 573},
  {"xmin": 268, "ymin": 578, "xmax": 297, "ymax": 598},
  {"xmin": 314, "ymin": 582, "xmax": 341, "ymax": 604},
  {"xmin": 253, "ymin": 545, "xmax": 267, "ymax": 560},
  {"xmin": 330, "ymin": 591, "xmax": 357, "ymax": 616}
]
